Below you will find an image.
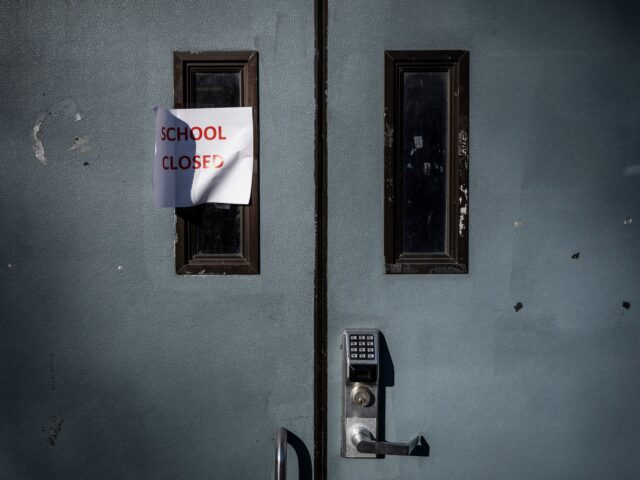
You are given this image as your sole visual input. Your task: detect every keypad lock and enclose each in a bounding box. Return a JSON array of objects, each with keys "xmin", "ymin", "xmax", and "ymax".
[{"xmin": 342, "ymin": 329, "xmax": 420, "ymax": 459}]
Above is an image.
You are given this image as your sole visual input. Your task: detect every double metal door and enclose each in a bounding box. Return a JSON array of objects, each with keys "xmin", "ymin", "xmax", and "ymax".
[{"xmin": 2, "ymin": 1, "xmax": 639, "ymax": 480}]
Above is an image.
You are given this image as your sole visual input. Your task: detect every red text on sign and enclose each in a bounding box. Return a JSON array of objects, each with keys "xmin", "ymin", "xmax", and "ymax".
[
  {"xmin": 160, "ymin": 126, "xmax": 227, "ymax": 141},
  {"xmin": 162, "ymin": 155, "xmax": 224, "ymax": 170}
]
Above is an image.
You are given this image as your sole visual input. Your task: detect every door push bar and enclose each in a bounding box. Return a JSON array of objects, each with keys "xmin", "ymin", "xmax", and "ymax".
[{"xmin": 275, "ymin": 427, "xmax": 288, "ymax": 480}]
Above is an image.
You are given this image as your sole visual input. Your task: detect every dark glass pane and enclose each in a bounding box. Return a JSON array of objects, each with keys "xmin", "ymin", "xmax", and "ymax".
[
  {"xmin": 195, "ymin": 204, "xmax": 242, "ymax": 254},
  {"xmin": 400, "ymin": 71, "xmax": 449, "ymax": 254},
  {"xmin": 188, "ymin": 71, "xmax": 242, "ymax": 255},
  {"xmin": 192, "ymin": 71, "xmax": 240, "ymax": 108}
]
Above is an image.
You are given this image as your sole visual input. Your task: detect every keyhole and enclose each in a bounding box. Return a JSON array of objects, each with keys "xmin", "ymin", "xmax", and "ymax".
[{"xmin": 351, "ymin": 386, "xmax": 373, "ymax": 408}]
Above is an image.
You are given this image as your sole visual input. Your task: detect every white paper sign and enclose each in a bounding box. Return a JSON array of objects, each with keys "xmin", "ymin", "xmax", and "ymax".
[{"xmin": 153, "ymin": 107, "xmax": 253, "ymax": 207}]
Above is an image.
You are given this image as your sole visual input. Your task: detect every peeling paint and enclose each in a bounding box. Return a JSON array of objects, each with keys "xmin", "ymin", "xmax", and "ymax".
[
  {"xmin": 622, "ymin": 301, "xmax": 631, "ymax": 310},
  {"xmin": 514, "ymin": 302, "xmax": 523, "ymax": 312},
  {"xmin": 459, "ymin": 185, "xmax": 469, "ymax": 236},
  {"xmin": 459, "ymin": 204, "xmax": 468, "ymax": 236},
  {"xmin": 571, "ymin": 252, "xmax": 580, "ymax": 259},
  {"xmin": 117, "ymin": 265, "xmax": 124, "ymax": 271},
  {"xmin": 458, "ymin": 129, "xmax": 469, "ymax": 158},
  {"xmin": 32, "ymin": 112, "xmax": 50, "ymax": 165},
  {"xmin": 623, "ymin": 217, "xmax": 632, "ymax": 225},
  {"xmin": 457, "ymin": 129, "xmax": 469, "ymax": 237},
  {"xmin": 384, "ymin": 122, "xmax": 394, "ymax": 148}
]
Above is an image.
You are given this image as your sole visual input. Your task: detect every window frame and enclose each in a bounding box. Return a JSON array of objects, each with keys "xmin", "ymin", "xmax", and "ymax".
[
  {"xmin": 384, "ymin": 50, "xmax": 469, "ymax": 274},
  {"xmin": 173, "ymin": 51, "xmax": 260, "ymax": 275}
]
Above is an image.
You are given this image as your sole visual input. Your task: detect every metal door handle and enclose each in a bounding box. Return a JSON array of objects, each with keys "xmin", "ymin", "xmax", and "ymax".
[
  {"xmin": 275, "ymin": 427, "xmax": 287, "ymax": 480},
  {"xmin": 351, "ymin": 427, "xmax": 419, "ymax": 456}
]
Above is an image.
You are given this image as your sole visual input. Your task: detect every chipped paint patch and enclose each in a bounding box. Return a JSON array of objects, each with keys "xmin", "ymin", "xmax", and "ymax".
[
  {"xmin": 32, "ymin": 112, "xmax": 50, "ymax": 165},
  {"xmin": 70, "ymin": 136, "xmax": 90, "ymax": 153},
  {"xmin": 514, "ymin": 302, "xmax": 523, "ymax": 312},
  {"xmin": 513, "ymin": 220, "xmax": 524, "ymax": 228},
  {"xmin": 31, "ymin": 99, "xmax": 82, "ymax": 165},
  {"xmin": 622, "ymin": 301, "xmax": 631, "ymax": 310},
  {"xmin": 43, "ymin": 415, "xmax": 64, "ymax": 446},
  {"xmin": 571, "ymin": 252, "xmax": 580, "ymax": 259},
  {"xmin": 117, "ymin": 265, "xmax": 124, "ymax": 272},
  {"xmin": 623, "ymin": 217, "xmax": 632, "ymax": 225}
]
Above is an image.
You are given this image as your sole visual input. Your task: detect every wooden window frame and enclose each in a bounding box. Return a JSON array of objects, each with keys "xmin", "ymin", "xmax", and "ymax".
[
  {"xmin": 173, "ymin": 51, "xmax": 260, "ymax": 275},
  {"xmin": 384, "ymin": 50, "xmax": 469, "ymax": 274}
]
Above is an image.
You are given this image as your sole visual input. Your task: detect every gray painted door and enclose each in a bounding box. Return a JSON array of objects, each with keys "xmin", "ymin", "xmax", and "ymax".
[
  {"xmin": 2, "ymin": 1, "xmax": 640, "ymax": 480},
  {"xmin": 0, "ymin": 2, "xmax": 315, "ymax": 479},
  {"xmin": 327, "ymin": 1, "xmax": 640, "ymax": 479}
]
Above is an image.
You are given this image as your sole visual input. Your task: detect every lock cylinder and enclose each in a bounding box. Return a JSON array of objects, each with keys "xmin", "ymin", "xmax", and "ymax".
[{"xmin": 351, "ymin": 385, "xmax": 373, "ymax": 407}]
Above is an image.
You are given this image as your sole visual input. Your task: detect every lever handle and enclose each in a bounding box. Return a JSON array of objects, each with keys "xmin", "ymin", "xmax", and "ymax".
[{"xmin": 351, "ymin": 427, "xmax": 419, "ymax": 456}]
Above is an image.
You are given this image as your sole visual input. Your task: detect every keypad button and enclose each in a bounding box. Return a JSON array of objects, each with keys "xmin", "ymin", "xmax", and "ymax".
[
  {"xmin": 350, "ymin": 353, "xmax": 358, "ymax": 359},
  {"xmin": 358, "ymin": 335, "xmax": 366, "ymax": 339},
  {"xmin": 366, "ymin": 341, "xmax": 373, "ymax": 346},
  {"xmin": 366, "ymin": 335, "xmax": 374, "ymax": 340},
  {"xmin": 367, "ymin": 347, "xmax": 374, "ymax": 352},
  {"xmin": 358, "ymin": 354, "xmax": 366, "ymax": 358},
  {"xmin": 367, "ymin": 354, "xmax": 375, "ymax": 359},
  {"xmin": 358, "ymin": 341, "xmax": 365, "ymax": 346}
]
